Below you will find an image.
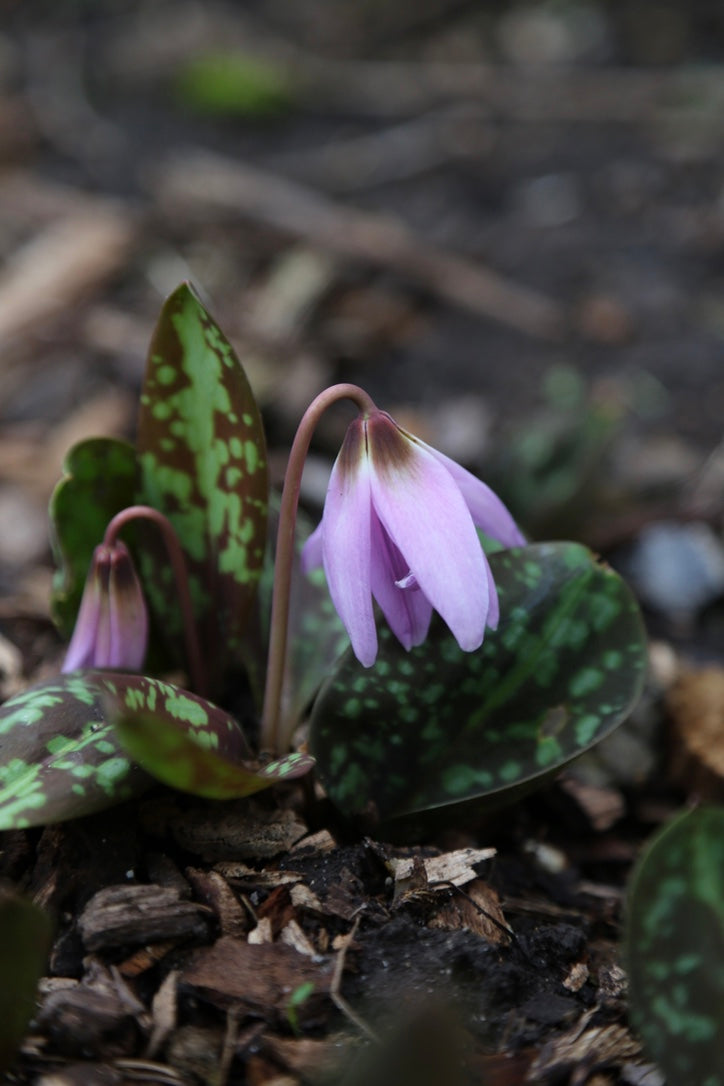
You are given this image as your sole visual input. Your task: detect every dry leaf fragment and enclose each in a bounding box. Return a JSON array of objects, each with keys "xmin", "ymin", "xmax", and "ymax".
[
  {"xmin": 289, "ymin": 883, "xmax": 324, "ymax": 913},
  {"xmin": 280, "ymin": 918, "xmax": 318, "ymax": 958},
  {"xmin": 527, "ymin": 1013, "xmax": 641, "ymax": 1082},
  {"xmin": 0, "ymin": 207, "xmax": 135, "ymax": 345},
  {"xmin": 248, "ymin": 917, "xmax": 274, "ymax": 945},
  {"xmin": 429, "ymin": 879, "xmax": 511, "ymax": 945},
  {"xmin": 147, "ymin": 970, "xmax": 179, "ymax": 1058},
  {"xmin": 181, "ymin": 937, "xmax": 332, "ymax": 1026},
  {"xmin": 185, "ymin": 868, "xmax": 249, "ymax": 938},
  {"xmin": 214, "ymin": 862, "xmax": 303, "ymax": 888},
  {"xmin": 667, "ymin": 665, "xmax": 724, "ymax": 799}
]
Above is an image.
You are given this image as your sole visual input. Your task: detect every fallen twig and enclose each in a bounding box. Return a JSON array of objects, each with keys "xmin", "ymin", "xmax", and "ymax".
[{"xmin": 152, "ymin": 149, "xmax": 564, "ymax": 340}]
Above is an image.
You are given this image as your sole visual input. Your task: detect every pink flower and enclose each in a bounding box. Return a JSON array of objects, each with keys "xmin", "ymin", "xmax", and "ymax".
[
  {"xmin": 301, "ymin": 409, "xmax": 525, "ymax": 667},
  {"xmin": 63, "ymin": 540, "xmax": 149, "ymax": 672}
]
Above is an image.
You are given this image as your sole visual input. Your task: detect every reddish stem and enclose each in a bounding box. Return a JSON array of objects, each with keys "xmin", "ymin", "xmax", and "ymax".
[
  {"xmin": 260, "ymin": 384, "xmax": 376, "ymax": 754},
  {"xmin": 104, "ymin": 505, "xmax": 207, "ymax": 696}
]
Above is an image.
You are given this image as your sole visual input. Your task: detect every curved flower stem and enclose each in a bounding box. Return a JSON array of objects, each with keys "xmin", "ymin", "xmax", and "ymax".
[
  {"xmin": 260, "ymin": 383, "xmax": 377, "ymax": 755},
  {"xmin": 104, "ymin": 505, "xmax": 206, "ymax": 696}
]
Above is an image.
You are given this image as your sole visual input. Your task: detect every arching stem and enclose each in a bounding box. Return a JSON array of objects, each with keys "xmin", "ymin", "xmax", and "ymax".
[
  {"xmin": 260, "ymin": 383, "xmax": 376, "ymax": 754},
  {"xmin": 104, "ymin": 505, "xmax": 206, "ymax": 696}
]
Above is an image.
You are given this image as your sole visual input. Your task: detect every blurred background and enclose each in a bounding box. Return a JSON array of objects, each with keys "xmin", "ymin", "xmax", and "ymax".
[{"xmin": 2, "ymin": 0, "xmax": 724, "ymax": 663}]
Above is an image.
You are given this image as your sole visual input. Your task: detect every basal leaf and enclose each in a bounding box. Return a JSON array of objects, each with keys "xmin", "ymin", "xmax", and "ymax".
[
  {"xmin": 49, "ymin": 437, "xmax": 138, "ymax": 637},
  {"xmin": 136, "ymin": 283, "xmax": 269, "ymax": 689},
  {"xmin": 624, "ymin": 805, "xmax": 724, "ymax": 1086},
  {"xmin": 113, "ymin": 708, "xmax": 314, "ymax": 799},
  {"xmin": 0, "ymin": 672, "xmax": 250, "ymax": 829},
  {"xmin": 247, "ymin": 494, "xmax": 348, "ymax": 722},
  {"xmin": 0, "ymin": 892, "xmax": 53, "ymax": 1074},
  {"xmin": 309, "ymin": 542, "xmax": 647, "ymax": 823}
]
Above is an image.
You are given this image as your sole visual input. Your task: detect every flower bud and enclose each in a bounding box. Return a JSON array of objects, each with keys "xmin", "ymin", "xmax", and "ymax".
[{"xmin": 63, "ymin": 540, "xmax": 149, "ymax": 672}]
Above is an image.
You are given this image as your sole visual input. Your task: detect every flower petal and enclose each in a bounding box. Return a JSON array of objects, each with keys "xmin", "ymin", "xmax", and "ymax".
[
  {"xmin": 368, "ymin": 419, "xmax": 489, "ymax": 652},
  {"xmin": 300, "ymin": 520, "xmax": 324, "ymax": 573},
  {"xmin": 62, "ymin": 546, "xmax": 107, "ymax": 672},
  {"xmin": 369, "ymin": 510, "xmax": 432, "ymax": 650},
  {"xmin": 107, "ymin": 543, "xmax": 148, "ymax": 669},
  {"xmin": 424, "ymin": 444, "xmax": 526, "ymax": 548},
  {"xmin": 321, "ymin": 425, "xmax": 377, "ymax": 667}
]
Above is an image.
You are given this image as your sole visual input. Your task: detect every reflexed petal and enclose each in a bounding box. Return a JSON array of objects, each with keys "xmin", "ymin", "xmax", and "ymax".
[
  {"xmin": 369, "ymin": 511, "xmax": 432, "ymax": 650},
  {"xmin": 300, "ymin": 520, "xmax": 324, "ymax": 573},
  {"xmin": 369, "ymin": 433, "xmax": 489, "ymax": 651},
  {"xmin": 424, "ymin": 444, "xmax": 526, "ymax": 548},
  {"xmin": 321, "ymin": 437, "xmax": 377, "ymax": 667}
]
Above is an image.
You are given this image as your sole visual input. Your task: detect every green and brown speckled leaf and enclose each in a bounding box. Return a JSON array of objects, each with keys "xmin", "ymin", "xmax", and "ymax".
[
  {"xmin": 310, "ymin": 542, "xmax": 647, "ymax": 823},
  {"xmin": 0, "ymin": 893, "xmax": 53, "ymax": 1074},
  {"xmin": 114, "ymin": 708, "xmax": 314, "ymax": 799},
  {"xmin": 625, "ymin": 805, "xmax": 724, "ymax": 1086},
  {"xmin": 246, "ymin": 495, "xmax": 348, "ymax": 723},
  {"xmin": 49, "ymin": 437, "xmax": 138, "ymax": 638},
  {"xmin": 136, "ymin": 283, "xmax": 268, "ymax": 688},
  {"xmin": 0, "ymin": 672, "xmax": 250, "ymax": 830}
]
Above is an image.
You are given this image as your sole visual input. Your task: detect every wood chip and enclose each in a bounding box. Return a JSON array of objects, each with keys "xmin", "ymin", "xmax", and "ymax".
[
  {"xmin": 168, "ymin": 802, "xmax": 307, "ymax": 861},
  {"xmin": 289, "ymin": 883, "xmax": 324, "ymax": 913},
  {"xmin": 527, "ymin": 1013, "xmax": 641, "ymax": 1080},
  {"xmin": 289, "ymin": 829, "xmax": 337, "ymax": 854},
  {"xmin": 562, "ymin": 961, "xmax": 590, "ymax": 993},
  {"xmin": 389, "ymin": 846, "xmax": 496, "ymax": 891},
  {"xmin": 185, "ymin": 868, "xmax": 249, "ymax": 938},
  {"xmin": 117, "ymin": 941, "xmax": 177, "ymax": 979},
  {"xmin": 214, "ymin": 862, "xmax": 303, "ymax": 888},
  {"xmin": 78, "ymin": 884, "xmax": 211, "ymax": 953}
]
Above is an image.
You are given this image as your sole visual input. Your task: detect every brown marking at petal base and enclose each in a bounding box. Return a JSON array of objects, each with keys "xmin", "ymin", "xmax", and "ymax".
[
  {"xmin": 336, "ymin": 416, "xmax": 367, "ymax": 481},
  {"xmin": 108, "ymin": 543, "xmax": 141, "ymax": 595},
  {"xmin": 366, "ymin": 411, "xmax": 416, "ymax": 480}
]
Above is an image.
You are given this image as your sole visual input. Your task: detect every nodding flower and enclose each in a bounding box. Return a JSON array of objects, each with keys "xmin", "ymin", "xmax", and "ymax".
[
  {"xmin": 301, "ymin": 408, "xmax": 525, "ymax": 667},
  {"xmin": 63, "ymin": 540, "xmax": 148, "ymax": 673}
]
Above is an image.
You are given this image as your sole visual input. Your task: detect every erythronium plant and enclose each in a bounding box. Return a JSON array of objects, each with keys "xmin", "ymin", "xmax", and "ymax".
[
  {"xmin": 0, "ymin": 282, "xmax": 648, "ymax": 833},
  {"xmin": 259, "ymin": 384, "xmax": 526, "ymax": 754}
]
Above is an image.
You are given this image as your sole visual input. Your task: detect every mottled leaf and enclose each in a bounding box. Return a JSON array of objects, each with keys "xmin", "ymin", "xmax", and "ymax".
[
  {"xmin": 247, "ymin": 494, "xmax": 348, "ymax": 721},
  {"xmin": 49, "ymin": 437, "xmax": 138, "ymax": 637},
  {"xmin": 0, "ymin": 892, "xmax": 53, "ymax": 1073},
  {"xmin": 310, "ymin": 542, "xmax": 647, "ymax": 823},
  {"xmin": 113, "ymin": 708, "xmax": 314, "ymax": 799},
  {"xmin": 625, "ymin": 805, "xmax": 724, "ymax": 1086},
  {"xmin": 136, "ymin": 282, "xmax": 268, "ymax": 688},
  {"xmin": 0, "ymin": 672, "xmax": 249, "ymax": 829}
]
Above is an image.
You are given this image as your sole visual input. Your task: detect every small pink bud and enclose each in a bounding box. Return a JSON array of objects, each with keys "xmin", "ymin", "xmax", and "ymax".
[{"xmin": 63, "ymin": 540, "xmax": 149, "ymax": 672}]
